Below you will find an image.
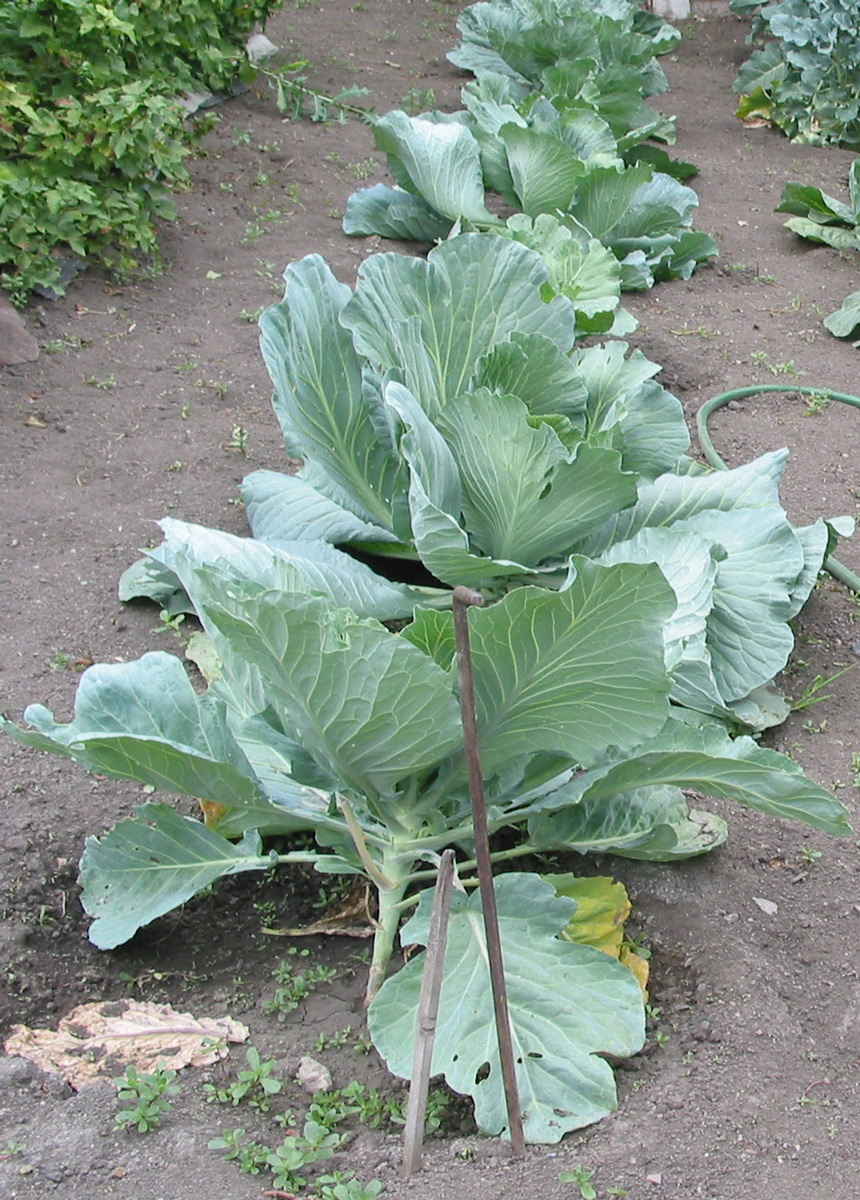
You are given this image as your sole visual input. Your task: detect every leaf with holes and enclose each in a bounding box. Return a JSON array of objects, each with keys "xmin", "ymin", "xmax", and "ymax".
[{"xmin": 368, "ymin": 872, "xmax": 645, "ymax": 1142}]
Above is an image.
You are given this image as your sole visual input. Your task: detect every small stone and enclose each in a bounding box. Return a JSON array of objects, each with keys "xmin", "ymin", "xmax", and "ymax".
[{"xmin": 296, "ymin": 1055, "xmax": 332, "ymax": 1094}]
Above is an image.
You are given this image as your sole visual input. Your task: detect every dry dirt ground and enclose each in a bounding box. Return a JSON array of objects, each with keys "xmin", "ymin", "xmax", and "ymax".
[{"xmin": 2, "ymin": 6, "xmax": 860, "ymax": 1199}]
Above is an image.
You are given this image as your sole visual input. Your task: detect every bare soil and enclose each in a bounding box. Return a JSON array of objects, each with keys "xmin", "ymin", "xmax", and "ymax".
[{"xmin": 2, "ymin": 6, "xmax": 860, "ymax": 1199}]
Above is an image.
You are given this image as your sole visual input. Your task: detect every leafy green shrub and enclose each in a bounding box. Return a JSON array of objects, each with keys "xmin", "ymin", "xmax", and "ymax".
[
  {"xmin": 731, "ymin": 0, "xmax": 860, "ymax": 148},
  {"xmin": 0, "ymin": 0, "xmax": 278, "ymax": 303}
]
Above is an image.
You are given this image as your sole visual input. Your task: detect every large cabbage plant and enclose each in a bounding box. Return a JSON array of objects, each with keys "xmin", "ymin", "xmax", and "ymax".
[
  {"xmin": 343, "ymin": 0, "xmax": 716, "ymax": 289},
  {"xmin": 2, "ymin": 229, "xmax": 852, "ymax": 1142},
  {"xmin": 125, "ymin": 234, "xmax": 849, "ymax": 733}
]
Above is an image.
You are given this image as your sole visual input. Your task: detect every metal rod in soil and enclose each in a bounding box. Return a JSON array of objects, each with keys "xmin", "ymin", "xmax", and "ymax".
[{"xmin": 451, "ymin": 585, "xmax": 526, "ymax": 1157}]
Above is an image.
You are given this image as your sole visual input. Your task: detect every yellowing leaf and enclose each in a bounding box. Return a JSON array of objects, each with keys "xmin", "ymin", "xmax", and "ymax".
[
  {"xmin": 619, "ymin": 944, "xmax": 650, "ymax": 997},
  {"xmin": 3, "ymin": 1000, "xmax": 248, "ymax": 1090},
  {"xmin": 548, "ymin": 873, "xmax": 649, "ymax": 996},
  {"xmin": 199, "ymin": 798, "xmax": 229, "ymax": 828},
  {"xmin": 551, "ymin": 873, "xmax": 631, "ymax": 955}
]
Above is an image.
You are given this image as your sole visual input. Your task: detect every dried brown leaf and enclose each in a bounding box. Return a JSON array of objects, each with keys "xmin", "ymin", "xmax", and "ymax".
[{"xmin": 4, "ymin": 999, "xmax": 248, "ymax": 1090}]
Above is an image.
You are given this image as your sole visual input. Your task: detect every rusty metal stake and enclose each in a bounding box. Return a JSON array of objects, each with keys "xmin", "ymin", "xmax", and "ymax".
[
  {"xmin": 401, "ymin": 848, "xmax": 456, "ymax": 1178},
  {"xmin": 451, "ymin": 585, "xmax": 526, "ymax": 1157}
]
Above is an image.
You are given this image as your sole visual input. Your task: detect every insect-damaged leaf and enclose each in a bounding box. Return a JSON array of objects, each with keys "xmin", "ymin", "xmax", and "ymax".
[{"xmin": 369, "ymin": 873, "xmax": 645, "ymax": 1142}]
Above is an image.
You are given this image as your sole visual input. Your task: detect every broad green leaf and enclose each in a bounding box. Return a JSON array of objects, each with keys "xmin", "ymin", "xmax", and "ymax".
[
  {"xmin": 2, "ymin": 653, "xmax": 267, "ymax": 812},
  {"xmin": 572, "ymin": 339, "xmax": 660, "ymax": 427},
  {"xmin": 501, "ymin": 214, "xmax": 622, "ymax": 328},
  {"xmin": 824, "ymin": 290, "xmax": 860, "ymax": 338},
  {"xmin": 343, "ymin": 183, "xmax": 453, "ymax": 240},
  {"xmin": 677, "ymin": 507, "xmax": 803, "ymax": 702},
  {"xmin": 501, "ymin": 123, "xmax": 585, "ymax": 216},
  {"xmin": 733, "ymin": 42, "xmax": 785, "ymax": 96},
  {"xmin": 438, "ymin": 390, "xmax": 638, "ymax": 566},
  {"xmin": 340, "ymin": 234, "xmax": 577, "ymax": 416},
  {"xmin": 79, "ymin": 804, "xmax": 274, "ymax": 949},
  {"xmin": 118, "ymin": 554, "xmax": 190, "ymax": 615},
  {"xmin": 369, "ymin": 873, "xmax": 645, "ymax": 1142},
  {"xmin": 467, "ymin": 565, "xmax": 675, "ymax": 771},
  {"xmin": 241, "ymin": 469, "xmax": 402, "ymax": 546},
  {"xmin": 783, "ymin": 217, "xmax": 860, "ymax": 251},
  {"xmin": 571, "ymin": 341, "xmax": 689, "ymax": 477},
  {"xmin": 459, "ymin": 92, "xmax": 526, "ymax": 205},
  {"xmin": 218, "ymin": 711, "xmax": 345, "ymax": 838},
  {"xmin": 447, "ymin": 40, "xmax": 526, "ymax": 81},
  {"xmin": 530, "ymin": 784, "xmax": 696, "ymax": 854},
  {"xmin": 191, "ymin": 587, "xmax": 463, "ymax": 799},
  {"xmin": 603, "ymin": 172, "xmax": 699, "ymax": 244},
  {"xmin": 470, "ymin": 329, "xmax": 589, "ymax": 423},
  {"xmin": 776, "ymin": 182, "xmax": 855, "ymax": 225},
  {"xmin": 613, "ymin": 806, "xmax": 728, "ymax": 860},
  {"xmin": 655, "ymin": 229, "xmax": 719, "ymax": 282},
  {"xmin": 578, "ymin": 450, "xmax": 790, "ymax": 555},
  {"xmin": 384, "ymin": 381, "xmax": 462, "ymax": 517},
  {"xmin": 530, "ymin": 719, "xmax": 851, "ymax": 837},
  {"xmin": 155, "ymin": 517, "xmax": 432, "ymax": 623},
  {"xmin": 566, "ymin": 162, "xmax": 654, "ymax": 240},
  {"xmin": 370, "ymin": 111, "xmax": 495, "ymax": 224},
  {"xmin": 381, "ymin": 380, "xmax": 529, "ymax": 586},
  {"xmin": 596, "ymin": 527, "xmax": 718, "ymax": 676},
  {"xmin": 259, "ymin": 255, "xmax": 402, "ymax": 530},
  {"xmin": 623, "ymin": 143, "xmax": 698, "ymax": 180},
  {"xmin": 402, "ymin": 464, "xmax": 531, "ymax": 588},
  {"xmin": 558, "ymin": 108, "xmax": 620, "ymax": 166}
]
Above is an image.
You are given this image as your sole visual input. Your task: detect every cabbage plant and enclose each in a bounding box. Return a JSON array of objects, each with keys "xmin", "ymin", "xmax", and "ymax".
[
  {"xmin": 2, "ymin": 235, "xmax": 854, "ymax": 1141},
  {"xmin": 1, "ymin": 518, "xmax": 850, "ymax": 1134},
  {"xmin": 125, "ymin": 234, "xmax": 849, "ymax": 733},
  {"xmin": 343, "ymin": 0, "xmax": 716, "ymax": 289}
]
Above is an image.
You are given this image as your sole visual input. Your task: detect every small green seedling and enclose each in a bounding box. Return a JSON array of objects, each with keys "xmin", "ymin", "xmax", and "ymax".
[
  {"xmin": 113, "ymin": 1063, "xmax": 180, "ymax": 1132},
  {"xmin": 265, "ymin": 1119, "xmax": 341, "ymax": 1191},
  {"xmin": 791, "ymin": 666, "xmax": 853, "ymax": 711},
  {"xmin": 560, "ymin": 1164, "xmax": 598, "ymax": 1199},
  {"xmin": 225, "ymin": 425, "xmax": 249, "ymax": 455},
  {"xmin": 207, "ymin": 1127, "xmax": 269, "ymax": 1174},
  {"xmin": 803, "ymin": 390, "xmax": 830, "ymax": 416},
  {"xmin": 851, "ymin": 751, "xmax": 860, "ymax": 786},
  {"xmin": 203, "ymin": 1045, "xmax": 283, "ymax": 1110},
  {"xmin": 318, "ymin": 1177, "xmax": 384, "ymax": 1200},
  {"xmin": 263, "ymin": 954, "xmax": 337, "ymax": 1019},
  {"xmin": 313, "ymin": 1026, "xmax": 354, "ymax": 1052},
  {"xmin": 340, "ymin": 1081, "xmax": 403, "ymax": 1128},
  {"xmin": 156, "ymin": 609, "xmax": 186, "ymax": 639}
]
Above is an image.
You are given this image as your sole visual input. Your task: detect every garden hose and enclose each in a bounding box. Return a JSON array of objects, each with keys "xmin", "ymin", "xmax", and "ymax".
[{"xmin": 695, "ymin": 384, "xmax": 860, "ymax": 594}]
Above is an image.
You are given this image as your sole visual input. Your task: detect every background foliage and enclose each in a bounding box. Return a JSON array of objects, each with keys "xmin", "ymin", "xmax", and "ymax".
[
  {"xmin": 731, "ymin": 0, "xmax": 860, "ymax": 148},
  {"xmin": 0, "ymin": 0, "xmax": 277, "ymax": 303}
]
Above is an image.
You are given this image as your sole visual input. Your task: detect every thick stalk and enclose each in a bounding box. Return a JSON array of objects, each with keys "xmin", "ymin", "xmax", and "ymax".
[{"xmin": 365, "ymin": 866, "xmax": 411, "ymax": 1006}]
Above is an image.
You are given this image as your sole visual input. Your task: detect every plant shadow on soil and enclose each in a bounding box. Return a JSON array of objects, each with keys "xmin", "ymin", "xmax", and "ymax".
[{"xmin": 2, "ymin": 7, "xmax": 860, "ymax": 1200}]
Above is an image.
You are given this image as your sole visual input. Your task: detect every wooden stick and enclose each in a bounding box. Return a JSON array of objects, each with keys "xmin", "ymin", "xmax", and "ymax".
[
  {"xmin": 451, "ymin": 587, "xmax": 526, "ymax": 1157},
  {"xmin": 401, "ymin": 849, "xmax": 456, "ymax": 1177}
]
